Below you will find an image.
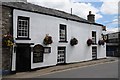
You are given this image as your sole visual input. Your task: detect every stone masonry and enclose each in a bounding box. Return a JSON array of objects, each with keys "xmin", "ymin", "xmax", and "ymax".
[
  {"xmin": 0, "ymin": 2, "xmax": 2, "ymax": 70},
  {"xmin": 2, "ymin": 5, "xmax": 13, "ymax": 72}
]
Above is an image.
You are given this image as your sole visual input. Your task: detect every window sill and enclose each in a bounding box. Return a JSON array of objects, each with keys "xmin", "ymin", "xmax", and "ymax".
[
  {"xmin": 59, "ymin": 41, "xmax": 68, "ymax": 43},
  {"xmin": 16, "ymin": 38, "xmax": 31, "ymax": 40},
  {"xmin": 92, "ymin": 43, "xmax": 97, "ymax": 45},
  {"xmin": 92, "ymin": 44, "xmax": 98, "ymax": 46}
]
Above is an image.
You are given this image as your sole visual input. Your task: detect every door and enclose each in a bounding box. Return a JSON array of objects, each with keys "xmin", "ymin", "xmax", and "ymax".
[
  {"xmin": 92, "ymin": 46, "xmax": 97, "ymax": 60},
  {"xmin": 16, "ymin": 44, "xmax": 31, "ymax": 72},
  {"xmin": 57, "ymin": 47, "xmax": 66, "ymax": 64}
]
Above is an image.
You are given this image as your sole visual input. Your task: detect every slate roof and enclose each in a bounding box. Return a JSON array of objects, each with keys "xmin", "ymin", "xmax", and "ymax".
[{"xmin": 2, "ymin": 2, "xmax": 103, "ymax": 26}]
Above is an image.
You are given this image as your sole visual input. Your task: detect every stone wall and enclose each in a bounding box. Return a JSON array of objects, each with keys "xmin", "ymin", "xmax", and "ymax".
[
  {"xmin": 2, "ymin": 6, "xmax": 13, "ymax": 72},
  {"xmin": 0, "ymin": 2, "xmax": 2, "ymax": 71}
]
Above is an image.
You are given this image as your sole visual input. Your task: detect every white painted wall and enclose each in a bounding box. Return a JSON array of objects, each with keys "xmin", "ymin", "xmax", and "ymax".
[
  {"xmin": 12, "ymin": 9, "xmax": 106, "ymax": 70},
  {"xmin": 11, "ymin": 46, "xmax": 16, "ymax": 71}
]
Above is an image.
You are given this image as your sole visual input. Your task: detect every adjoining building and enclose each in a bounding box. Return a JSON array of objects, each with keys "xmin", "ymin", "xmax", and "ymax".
[
  {"xmin": 106, "ymin": 32, "xmax": 119, "ymax": 57},
  {"xmin": 1, "ymin": 2, "xmax": 106, "ymax": 74}
]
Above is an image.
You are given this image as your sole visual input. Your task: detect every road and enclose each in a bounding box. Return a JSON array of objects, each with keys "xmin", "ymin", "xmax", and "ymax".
[{"xmin": 37, "ymin": 61, "xmax": 118, "ymax": 78}]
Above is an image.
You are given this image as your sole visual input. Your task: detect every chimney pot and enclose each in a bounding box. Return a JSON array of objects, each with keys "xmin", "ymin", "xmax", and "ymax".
[
  {"xmin": 89, "ymin": 11, "xmax": 91, "ymax": 15},
  {"xmin": 87, "ymin": 11, "xmax": 95, "ymax": 23}
]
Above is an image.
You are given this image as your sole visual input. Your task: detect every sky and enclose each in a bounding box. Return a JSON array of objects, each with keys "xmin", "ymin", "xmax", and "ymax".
[{"xmin": 27, "ymin": 0, "xmax": 119, "ymax": 33}]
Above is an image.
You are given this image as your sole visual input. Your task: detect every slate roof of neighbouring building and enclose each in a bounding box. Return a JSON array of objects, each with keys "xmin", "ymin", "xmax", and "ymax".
[{"xmin": 2, "ymin": 2, "xmax": 103, "ymax": 26}]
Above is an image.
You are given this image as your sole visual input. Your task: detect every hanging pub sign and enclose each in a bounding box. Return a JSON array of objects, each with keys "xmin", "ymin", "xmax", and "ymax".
[
  {"xmin": 102, "ymin": 34, "xmax": 108, "ymax": 42},
  {"xmin": 33, "ymin": 44, "xmax": 44, "ymax": 63}
]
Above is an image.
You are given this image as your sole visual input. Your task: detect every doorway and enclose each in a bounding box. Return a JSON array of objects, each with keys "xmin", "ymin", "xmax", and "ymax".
[{"xmin": 16, "ymin": 44, "xmax": 31, "ymax": 72}]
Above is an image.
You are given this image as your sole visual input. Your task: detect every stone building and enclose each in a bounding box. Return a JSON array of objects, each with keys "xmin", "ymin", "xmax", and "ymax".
[
  {"xmin": 0, "ymin": 2, "xmax": 2, "ymax": 74},
  {"xmin": 1, "ymin": 3, "xmax": 13, "ymax": 74},
  {"xmin": 106, "ymin": 32, "xmax": 119, "ymax": 57},
  {"xmin": 1, "ymin": 0, "xmax": 27, "ymax": 75}
]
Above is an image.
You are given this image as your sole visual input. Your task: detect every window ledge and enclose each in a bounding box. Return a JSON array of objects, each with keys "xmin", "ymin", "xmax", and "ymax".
[
  {"xmin": 59, "ymin": 41, "xmax": 68, "ymax": 43},
  {"xmin": 92, "ymin": 43, "xmax": 97, "ymax": 45},
  {"xmin": 92, "ymin": 44, "xmax": 98, "ymax": 46},
  {"xmin": 16, "ymin": 38, "xmax": 31, "ymax": 40}
]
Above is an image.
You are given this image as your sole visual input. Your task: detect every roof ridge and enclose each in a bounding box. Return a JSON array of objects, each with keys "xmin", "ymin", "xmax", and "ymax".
[{"xmin": 2, "ymin": 2, "xmax": 103, "ymax": 26}]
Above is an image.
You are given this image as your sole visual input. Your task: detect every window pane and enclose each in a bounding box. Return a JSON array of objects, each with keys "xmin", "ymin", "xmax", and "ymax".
[
  {"xmin": 25, "ymin": 33, "xmax": 27, "ymax": 36},
  {"xmin": 18, "ymin": 31, "xmax": 21, "ymax": 36}
]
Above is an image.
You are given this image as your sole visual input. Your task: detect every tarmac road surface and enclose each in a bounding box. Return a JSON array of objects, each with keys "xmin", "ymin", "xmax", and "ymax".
[{"xmin": 37, "ymin": 61, "xmax": 118, "ymax": 78}]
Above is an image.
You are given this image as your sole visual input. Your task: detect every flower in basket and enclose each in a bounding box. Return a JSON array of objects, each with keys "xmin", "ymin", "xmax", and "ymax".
[
  {"xmin": 87, "ymin": 39, "xmax": 93, "ymax": 46},
  {"xmin": 70, "ymin": 38, "xmax": 78, "ymax": 46},
  {"xmin": 2, "ymin": 34, "xmax": 14, "ymax": 47},
  {"xmin": 98, "ymin": 40, "xmax": 105, "ymax": 45},
  {"xmin": 43, "ymin": 34, "xmax": 53, "ymax": 45}
]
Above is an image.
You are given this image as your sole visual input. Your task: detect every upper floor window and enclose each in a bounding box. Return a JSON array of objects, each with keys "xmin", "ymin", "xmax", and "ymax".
[
  {"xmin": 59, "ymin": 24, "xmax": 67, "ymax": 42},
  {"xmin": 92, "ymin": 31, "xmax": 96, "ymax": 44},
  {"xmin": 17, "ymin": 16, "xmax": 30, "ymax": 39}
]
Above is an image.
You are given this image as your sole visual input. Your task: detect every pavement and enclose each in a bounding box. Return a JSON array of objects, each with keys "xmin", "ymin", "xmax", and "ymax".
[
  {"xmin": 0, "ymin": 48, "xmax": 2, "ymax": 80},
  {"xmin": 2, "ymin": 57, "xmax": 118, "ymax": 78}
]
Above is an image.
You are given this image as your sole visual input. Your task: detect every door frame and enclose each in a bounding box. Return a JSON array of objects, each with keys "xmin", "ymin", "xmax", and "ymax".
[
  {"xmin": 57, "ymin": 46, "xmax": 66, "ymax": 64},
  {"xmin": 16, "ymin": 43, "xmax": 31, "ymax": 72}
]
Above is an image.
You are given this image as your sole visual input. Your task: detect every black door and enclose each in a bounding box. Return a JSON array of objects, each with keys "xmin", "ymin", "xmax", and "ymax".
[{"xmin": 16, "ymin": 44, "xmax": 31, "ymax": 72}]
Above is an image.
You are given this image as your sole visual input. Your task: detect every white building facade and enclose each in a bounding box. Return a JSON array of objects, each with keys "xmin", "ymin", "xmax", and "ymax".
[{"xmin": 2, "ymin": 2, "xmax": 106, "ymax": 72}]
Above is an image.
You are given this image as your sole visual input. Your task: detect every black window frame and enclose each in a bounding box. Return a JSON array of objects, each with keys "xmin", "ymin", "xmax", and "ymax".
[
  {"xmin": 92, "ymin": 31, "xmax": 96, "ymax": 45},
  {"xmin": 16, "ymin": 16, "xmax": 31, "ymax": 40},
  {"xmin": 59, "ymin": 24, "xmax": 68, "ymax": 43}
]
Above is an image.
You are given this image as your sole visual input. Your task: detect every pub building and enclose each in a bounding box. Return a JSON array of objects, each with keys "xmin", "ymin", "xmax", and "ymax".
[{"xmin": 1, "ymin": 1, "xmax": 106, "ymax": 74}]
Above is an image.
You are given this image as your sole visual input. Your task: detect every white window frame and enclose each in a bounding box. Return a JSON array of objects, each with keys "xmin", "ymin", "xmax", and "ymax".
[{"xmin": 17, "ymin": 16, "xmax": 29, "ymax": 39}]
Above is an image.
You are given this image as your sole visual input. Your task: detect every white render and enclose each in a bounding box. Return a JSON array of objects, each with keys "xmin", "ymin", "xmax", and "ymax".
[{"xmin": 12, "ymin": 9, "xmax": 106, "ymax": 71}]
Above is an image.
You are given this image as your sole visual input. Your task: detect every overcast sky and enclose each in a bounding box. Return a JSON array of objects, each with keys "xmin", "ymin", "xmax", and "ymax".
[{"xmin": 27, "ymin": 0, "xmax": 119, "ymax": 33}]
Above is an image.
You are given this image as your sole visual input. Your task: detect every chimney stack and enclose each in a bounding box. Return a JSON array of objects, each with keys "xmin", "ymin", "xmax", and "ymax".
[{"xmin": 87, "ymin": 11, "xmax": 95, "ymax": 23}]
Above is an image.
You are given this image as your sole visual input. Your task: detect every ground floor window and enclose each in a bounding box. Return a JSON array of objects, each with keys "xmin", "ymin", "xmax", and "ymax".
[
  {"xmin": 57, "ymin": 47, "xmax": 66, "ymax": 64},
  {"xmin": 92, "ymin": 46, "xmax": 97, "ymax": 60}
]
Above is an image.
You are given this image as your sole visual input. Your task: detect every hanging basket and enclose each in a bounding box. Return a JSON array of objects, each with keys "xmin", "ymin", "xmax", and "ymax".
[
  {"xmin": 70, "ymin": 38, "xmax": 78, "ymax": 46},
  {"xmin": 43, "ymin": 35, "xmax": 53, "ymax": 45},
  {"xmin": 2, "ymin": 34, "xmax": 14, "ymax": 48},
  {"xmin": 87, "ymin": 39, "xmax": 93, "ymax": 46},
  {"xmin": 98, "ymin": 40, "xmax": 105, "ymax": 45}
]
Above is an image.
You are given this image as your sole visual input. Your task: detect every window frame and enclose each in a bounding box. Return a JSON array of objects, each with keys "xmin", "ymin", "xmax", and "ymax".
[
  {"xmin": 92, "ymin": 31, "xmax": 97, "ymax": 45},
  {"xmin": 44, "ymin": 47, "xmax": 51, "ymax": 53},
  {"xmin": 16, "ymin": 16, "xmax": 31, "ymax": 40},
  {"xmin": 59, "ymin": 24, "xmax": 68, "ymax": 43}
]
